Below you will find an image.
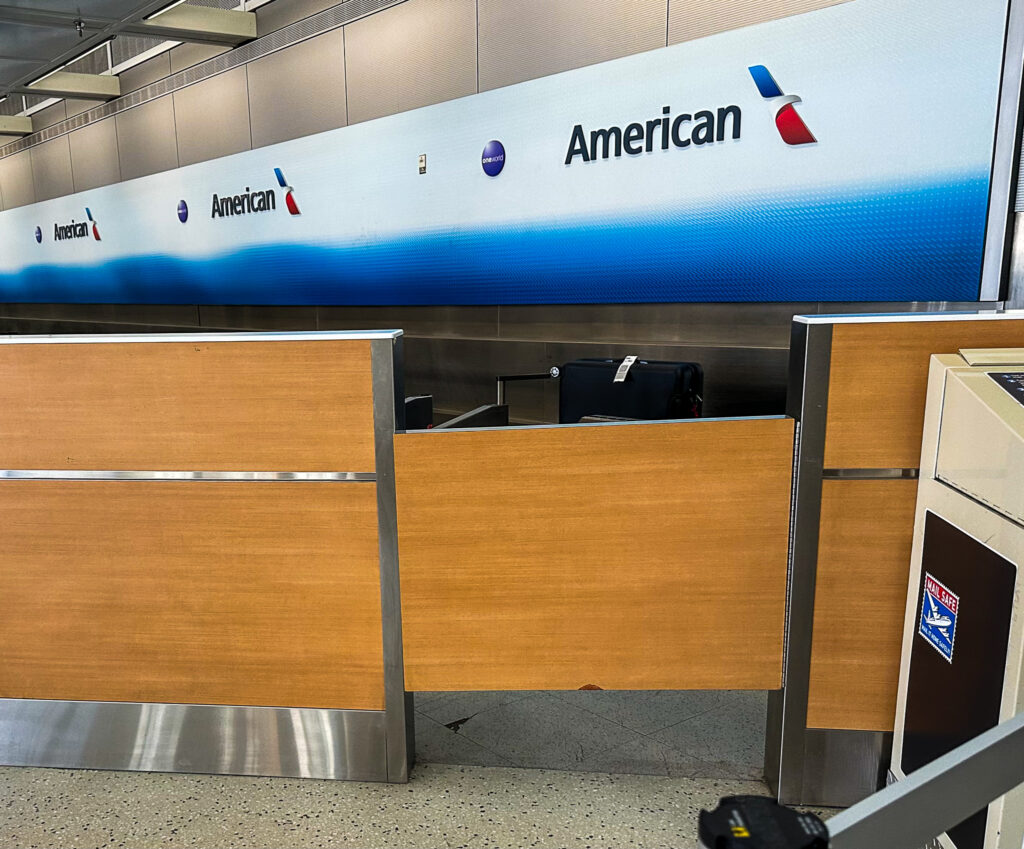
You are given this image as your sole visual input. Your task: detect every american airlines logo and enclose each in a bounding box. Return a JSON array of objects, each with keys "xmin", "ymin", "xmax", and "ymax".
[
  {"xmin": 565, "ymin": 104, "xmax": 741, "ymax": 165},
  {"xmin": 210, "ymin": 167, "xmax": 301, "ymax": 219},
  {"xmin": 748, "ymin": 65, "xmax": 816, "ymax": 145},
  {"xmin": 53, "ymin": 207, "xmax": 100, "ymax": 241}
]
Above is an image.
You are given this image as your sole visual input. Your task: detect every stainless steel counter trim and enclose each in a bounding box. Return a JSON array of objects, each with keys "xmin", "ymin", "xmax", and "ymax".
[
  {"xmin": 371, "ymin": 336, "xmax": 411, "ymax": 783},
  {"xmin": 766, "ymin": 321, "xmax": 833, "ymax": 804},
  {"xmin": 0, "ymin": 470, "xmax": 376, "ymax": 481},
  {"xmin": 800, "ymin": 729, "xmax": 894, "ymax": 809},
  {"xmin": 822, "ymin": 468, "xmax": 920, "ymax": 480},
  {"xmin": 982, "ymin": 0, "xmax": 1024, "ymax": 300},
  {"xmin": 399, "ymin": 414, "xmax": 789, "ymax": 436},
  {"xmin": 0, "ymin": 699, "xmax": 388, "ymax": 782},
  {"xmin": 0, "ymin": 330, "xmax": 403, "ymax": 344},
  {"xmin": 795, "ymin": 310, "xmax": 1012, "ymax": 325}
]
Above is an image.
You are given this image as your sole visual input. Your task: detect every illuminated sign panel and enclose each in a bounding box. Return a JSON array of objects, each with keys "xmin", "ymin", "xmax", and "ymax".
[{"xmin": 0, "ymin": 0, "xmax": 1010, "ymax": 304}]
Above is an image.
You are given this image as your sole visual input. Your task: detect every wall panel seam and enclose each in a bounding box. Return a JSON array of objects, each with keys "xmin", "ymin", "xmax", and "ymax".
[{"xmin": 0, "ymin": 0, "xmax": 409, "ymax": 161}]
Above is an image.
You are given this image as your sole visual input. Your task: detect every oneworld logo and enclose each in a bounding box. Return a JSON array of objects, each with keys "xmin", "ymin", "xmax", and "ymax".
[
  {"xmin": 565, "ymin": 104, "xmax": 741, "ymax": 165},
  {"xmin": 748, "ymin": 65, "xmax": 816, "ymax": 145},
  {"xmin": 54, "ymin": 208, "xmax": 100, "ymax": 242},
  {"xmin": 482, "ymin": 140, "xmax": 505, "ymax": 176},
  {"xmin": 211, "ymin": 168, "xmax": 300, "ymax": 219},
  {"xmin": 34, "ymin": 226, "xmax": 41, "ymax": 243},
  {"xmin": 177, "ymin": 199, "xmax": 188, "ymax": 223}
]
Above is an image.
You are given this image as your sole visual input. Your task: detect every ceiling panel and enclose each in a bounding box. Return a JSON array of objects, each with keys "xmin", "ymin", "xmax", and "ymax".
[
  {"xmin": 0, "ymin": 56, "xmax": 42, "ymax": 87},
  {"xmin": 0, "ymin": 23, "xmax": 86, "ymax": 60},
  {"xmin": 0, "ymin": 0, "xmax": 155, "ymax": 18},
  {"xmin": 0, "ymin": 0, "xmax": 242, "ymax": 101}
]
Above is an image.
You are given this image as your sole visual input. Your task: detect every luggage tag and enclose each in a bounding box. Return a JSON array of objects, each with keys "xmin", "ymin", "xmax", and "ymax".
[{"xmin": 613, "ymin": 355, "xmax": 638, "ymax": 383}]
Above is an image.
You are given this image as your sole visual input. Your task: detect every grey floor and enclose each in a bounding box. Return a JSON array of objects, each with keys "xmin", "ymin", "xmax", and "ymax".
[
  {"xmin": 0, "ymin": 764, "xmax": 773, "ymax": 849},
  {"xmin": 0, "ymin": 691, "xmax": 780, "ymax": 848},
  {"xmin": 414, "ymin": 690, "xmax": 767, "ymax": 780}
]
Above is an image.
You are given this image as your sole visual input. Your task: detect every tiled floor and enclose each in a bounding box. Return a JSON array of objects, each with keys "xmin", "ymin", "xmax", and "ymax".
[
  {"xmin": 0, "ymin": 691, "xmax": 798, "ymax": 848},
  {"xmin": 0, "ymin": 762, "xmax": 772, "ymax": 849},
  {"xmin": 414, "ymin": 690, "xmax": 767, "ymax": 780}
]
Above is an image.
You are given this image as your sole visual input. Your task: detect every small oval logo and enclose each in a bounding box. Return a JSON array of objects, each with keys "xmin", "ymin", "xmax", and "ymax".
[
  {"xmin": 481, "ymin": 140, "xmax": 505, "ymax": 176},
  {"xmin": 177, "ymin": 199, "xmax": 188, "ymax": 223},
  {"xmin": 34, "ymin": 226, "xmax": 42, "ymax": 243}
]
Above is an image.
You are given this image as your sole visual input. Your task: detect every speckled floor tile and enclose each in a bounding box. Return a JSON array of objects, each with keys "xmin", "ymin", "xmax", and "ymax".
[
  {"xmin": 0, "ymin": 762, "xmax": 772, "ymax": 849},
  {"xmin": 455, "ymin": 693, "xmax": 642, "ymax": 770}
]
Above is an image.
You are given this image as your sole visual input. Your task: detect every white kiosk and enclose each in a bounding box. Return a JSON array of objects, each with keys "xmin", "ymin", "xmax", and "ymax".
[{"xmin": 892, "ymin": 349, "xmax": 1024, "ymax": 849}]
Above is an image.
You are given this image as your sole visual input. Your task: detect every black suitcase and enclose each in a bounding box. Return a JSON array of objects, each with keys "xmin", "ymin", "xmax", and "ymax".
[{"xmin": 558, "ymin": 358, "xmax": 703, "ymax": 424}]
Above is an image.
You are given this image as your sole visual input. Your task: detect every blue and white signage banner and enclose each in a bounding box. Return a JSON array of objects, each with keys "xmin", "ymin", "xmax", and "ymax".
[
  {"xmin": 0, "ymin": 0, "xmax": 1010, "ymax": 304},
  {"xmin": 919, "ymin": 572, "xmax": 960, "ymax": 663}
]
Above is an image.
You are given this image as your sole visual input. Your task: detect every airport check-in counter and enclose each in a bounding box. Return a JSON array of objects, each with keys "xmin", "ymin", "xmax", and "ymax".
[
  {"xmin": 0, "ymin": 331, "xmax": 411, "ymax": 782},
  {"xmin": 770, "ymin": 312, "xmax": 1024, "ymax": 808},
  {"xmin": 0, "ymin": 329, "xmax": 796, "ymax": 782},
  {"xmin": 2, "ymin": 313, "xmax": 1024, "ymax": 801}
]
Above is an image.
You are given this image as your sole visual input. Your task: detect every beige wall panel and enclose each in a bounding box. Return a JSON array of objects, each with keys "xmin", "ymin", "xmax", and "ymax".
[
  {"xmin": 30, "ymin": 100, "xmax": 66, "ymax": 133},
  {"xmin": 824, "ymin": 320, "xmax": 1024, "ymax": 469},
  {"xmin": 69, "ymin": 117, "xmax": 121, "ymax": 192},
  {"xmin": 0, "ymin": 339, "xmax": 377, "ymax": 471},
  {"xmin": 479, "ymin": 0, "xmax": 667, "ymax": 92},
  {"xmin": 66, "ymin": 99, "xmax": 108, "ymax": 120},
  {"xmin": 248, "ymin": 29, "xmax": 347, "ymax": 149},
  {"xmin": 345, "ymin": 0, "xmax": 477, "ymax": 124},
  {"xmin": 118, "ymin": 51, "xmax": 172, "ymax": 93},
  {"xmin": 169, "ymin": 42, "xmax": 231, "ymax": 74},
  {"xmin": 257, "ymin": 0, "xmax": 341, "ymax": 35},
  {"xmin": 0, "ymin": 149, "xmax": 35, "ymax": 209},
  {"xmin": 0, "ymin": 481, "xmax": 384, "ymax": 710},
  {"xmin": 174, "ymin": 67, "xmax": 252, "ymax": 166},
  {"xmin": 668, "ymin": 0, "xmax": 851, "ymax": 45},
  {"xmin": 807, "ymin": 479, "xmax": 918, "ymax": 731},
  {"xmin": 115, "ymin": 96, "xmax": 179, "ymax": 180},
  {"xmin": 397, "ymin": 418, "xmax": 793, "ymax": 691},
  {"xmin": 30, "ymin": 135, "xmax": 74, "ymax": 201}
]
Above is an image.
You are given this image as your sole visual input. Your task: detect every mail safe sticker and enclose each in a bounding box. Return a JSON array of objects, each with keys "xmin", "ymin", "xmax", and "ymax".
[{"xmin": 919, "ymin": 573, "xmax": 959, "ymax": 663}]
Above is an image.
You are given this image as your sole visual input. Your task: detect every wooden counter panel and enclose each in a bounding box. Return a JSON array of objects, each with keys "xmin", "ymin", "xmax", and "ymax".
[
  {"xmin": 807, "ymin": 479, "xmax": 918, "ymax": 731},
  {"xmin": 0, "ymin": 481, "xmax": 384, "ymax": 710},
  {"xmin": 396, "ymin": 418, "xmax": 793, "ymax": 692},
  {"xmin": 824, "ymin": 321, "xmax": 1024, "ymax": 469},
  {"xmin": 0, "ymin": 339, "xmax": 376, "ymax": 471}
]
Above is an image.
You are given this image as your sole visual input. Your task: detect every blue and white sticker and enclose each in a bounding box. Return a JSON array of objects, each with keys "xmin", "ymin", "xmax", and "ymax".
[{"xmin": 918, "ymin": 572, "xmax": 959, "ymax": 663}]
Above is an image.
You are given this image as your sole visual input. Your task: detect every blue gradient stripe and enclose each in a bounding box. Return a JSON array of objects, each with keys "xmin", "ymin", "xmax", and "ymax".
[{"xmin": 0, "ymin": 174, "xmax": 987, "ymax": 305}]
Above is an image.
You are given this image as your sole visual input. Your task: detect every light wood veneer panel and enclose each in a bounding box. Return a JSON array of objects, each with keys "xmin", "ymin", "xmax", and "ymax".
[
  {"xmin": 824, "ymin": 321, "xmax": 1024, "ymax": 469},
  {"xmin": 0, "ymin": 339, "xmax": 376, "ymax": 471},
  {"xmin": 0, "ymin": 481, "xmax": 384, "ymax": 710},
  {"xmin": 806, "ymin": 479, "xmax": 918, "ymax": 731},
  {"xmin": 396, "ymin": 418, "xmax": 793, "ymax": 692}
]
